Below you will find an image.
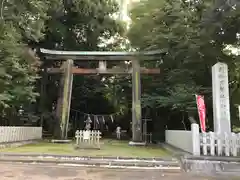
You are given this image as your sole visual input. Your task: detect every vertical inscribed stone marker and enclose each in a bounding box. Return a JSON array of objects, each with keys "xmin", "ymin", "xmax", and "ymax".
[{"xmin": 212, "ymin": 62, "xmax": 231, "ymax": 133}]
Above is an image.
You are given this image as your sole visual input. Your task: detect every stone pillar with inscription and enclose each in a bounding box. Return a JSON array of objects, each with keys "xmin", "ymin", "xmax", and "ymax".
[{"xmin": 212, "ymin": 62, "xmax": 231, "ymax": 133}]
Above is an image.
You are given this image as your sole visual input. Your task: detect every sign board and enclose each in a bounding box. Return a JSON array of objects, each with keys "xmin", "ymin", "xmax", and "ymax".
[
  {"xmin": 83, "ymin": 131, "xmax": 90, "ymax": 140},
  {"xmin": 212, "ymin": 62, "xmax": 231, "ymax": 133}
]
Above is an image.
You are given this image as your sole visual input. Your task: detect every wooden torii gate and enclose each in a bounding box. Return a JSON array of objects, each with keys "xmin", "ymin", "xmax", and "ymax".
[{"xmin": 40, "ymin": 48, "xmax": 164, "ymax": 143}]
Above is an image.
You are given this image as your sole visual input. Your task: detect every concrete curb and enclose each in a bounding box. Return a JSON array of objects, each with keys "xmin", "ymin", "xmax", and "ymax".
[
  {"xmin": 182, "ymin": 155, "xmax": 240, "ymax": 162},
  {"xmin": 0, "ymin": 156, "xmax": 179, "ymax": 166},
  {"xmin": 0, "ymin": 152, "xmax": 177, "ymax": 161},
  {"xmin": 56, "ymin": 163, "xmax": 181, "ymax": 171},
  {"xmin": 0, "ymin": 154, "xmax": 181, "ymax": 172},
  {"xmin": 180, "ymin": 155, "xmax": 240, "ymax": 176},
  {"xmin": 0, "ymin": 161, "xmax": 181, "ymax": 172}
]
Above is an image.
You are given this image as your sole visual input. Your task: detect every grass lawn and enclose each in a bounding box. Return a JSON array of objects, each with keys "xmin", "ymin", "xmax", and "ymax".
[{"xmin": 0, "ymin": 139, "xmax": 170, "ymax": 158}]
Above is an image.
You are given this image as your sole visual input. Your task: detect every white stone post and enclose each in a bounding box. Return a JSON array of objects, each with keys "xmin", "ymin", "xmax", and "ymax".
[
  {"xmin": 212, "ymin": 62, "xmax": 231, "ymax": 133},
  {"xmin": 191, "ymin": 123, "xmax": 200, "ymax": 156}
]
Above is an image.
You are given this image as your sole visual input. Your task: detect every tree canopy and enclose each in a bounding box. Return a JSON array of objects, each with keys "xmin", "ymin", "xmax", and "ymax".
[
  {"xmin": 0, "ymin": 0, "xmax": 51, "ymax": 110},
  {"xmin": 0, "ymin": 0, "xmax": 126, "ymax": 126},
  {"xmin": 127, "ymin": 0, "xmax": 240, "ymax": 128},
  {"xmin": 1, "ymin": 0, "xmax": 240, "ymax": 134}
]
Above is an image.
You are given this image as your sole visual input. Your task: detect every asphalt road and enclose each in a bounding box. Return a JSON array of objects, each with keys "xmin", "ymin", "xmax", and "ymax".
[{"xmin": 0, "ymin": 162, "xmax": 232, "ymax": 180}]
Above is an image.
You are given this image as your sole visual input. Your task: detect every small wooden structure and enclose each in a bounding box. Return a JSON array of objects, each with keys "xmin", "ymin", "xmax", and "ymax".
[
  {"xmin": 75, "ymin": 130, "xmax": 101, "ymax": 149},
  {"xmin": 142, "ymin": 118, "xmax": 152, "ymax": 143}
]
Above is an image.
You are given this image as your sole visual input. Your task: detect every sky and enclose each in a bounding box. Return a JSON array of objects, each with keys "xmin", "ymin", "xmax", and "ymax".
[{"xmin": 116, "ymin": 0, "xmax": 140, "ymax": 26}]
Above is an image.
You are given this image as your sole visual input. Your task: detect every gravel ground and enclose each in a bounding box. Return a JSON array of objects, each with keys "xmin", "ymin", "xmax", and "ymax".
[{"xmin": 0, "ymin": 162, "xmax": 232, "ymax": 180}]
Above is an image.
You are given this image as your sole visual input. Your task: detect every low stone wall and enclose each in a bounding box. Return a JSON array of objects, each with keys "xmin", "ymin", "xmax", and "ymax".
[
  {"xmin": 165, "ymin": 130, "xmax": 193, "ymax": 154},
  {"xmin": 0, "ymin": 126, "xmax": 42, "ymax": 143},
  {"xmin": 181, "ymin": 155, "xmax": 240, "ymax": 177}
]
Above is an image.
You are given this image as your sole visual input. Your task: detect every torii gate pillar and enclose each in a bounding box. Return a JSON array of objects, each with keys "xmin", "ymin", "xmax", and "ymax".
[
  {"xmin": 131, "ymin": 59, "xmax": 143, "ymax": 143},
  {"xmin": 60, "ymin": 59, "xmax": 73, "ymax": 139}
]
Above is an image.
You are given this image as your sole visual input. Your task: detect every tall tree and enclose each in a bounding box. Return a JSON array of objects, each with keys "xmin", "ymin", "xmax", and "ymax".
[
  {"xmin": 40, "ymin": 0, "xmax": 124, "ymax": 50},
  {"xmin": 128, "ymin": 0, "xmax": 240, "ymax": 130},
  {"xmin": 37, "ymin": 0, "xmax": 127, "ymax": 137},
  {"xmin": 0, "ymin": 0, "xmax": 50, "ymax": 118}
]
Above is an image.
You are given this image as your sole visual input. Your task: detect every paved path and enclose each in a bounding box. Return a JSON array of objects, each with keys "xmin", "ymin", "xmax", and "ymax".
[{"xmin": 0, "ymin": 162, "xmax": 230, "ymax": 180}]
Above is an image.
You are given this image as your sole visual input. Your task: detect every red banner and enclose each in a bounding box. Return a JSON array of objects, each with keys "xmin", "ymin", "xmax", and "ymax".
[{"xmin": 196, "ymin": 95, "xmax": 206, "ymax": 132}]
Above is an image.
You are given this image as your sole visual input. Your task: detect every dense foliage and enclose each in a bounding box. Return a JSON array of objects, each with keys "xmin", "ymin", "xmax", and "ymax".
[
  {"xmin": 0, "ymin": 0, "xmax": 125, "ymax": 126},
  {"xmin": 38, "ymin": 0, "xmax": 126, "ymax": 116},
  {"xmin": 0, "ymin": 0, "xmax": 50, "ymax": 114},
  {"xmin": 1, "ymin": 0, "xmax": 240, "ymax": 136},
  {"xmin": 128, "ymin": 0, "xmax": 240, "ymax": 131}
]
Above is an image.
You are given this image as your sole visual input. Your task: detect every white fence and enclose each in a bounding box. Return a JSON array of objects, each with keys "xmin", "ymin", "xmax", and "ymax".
[
  {"xmin": 75, "ymin": 130, "xmax": 101, "ymax": 149},
  {"xmin": 0, "ymin": 126, "xmax": 42, "ymax": 143},
  {"xmin": 165, "ymin": 123, "xmax": 240, "ymax": 156},
  {"xmin": 200, "ymin": 131, "xmax": 240, "ymax": 156}
]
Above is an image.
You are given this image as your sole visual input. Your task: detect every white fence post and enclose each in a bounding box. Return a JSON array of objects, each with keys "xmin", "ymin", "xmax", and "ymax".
[
  {"xmin": 231, "ymin": 133, "xmax": 237, "ymax": 156},
  {"xmin": 202, "ymin": 132, "xmax": 207, "ymax": 155},
  {"xmin": 217, "ymin": 133, "xmax": 222, "ymax": 156},
  {"xmin": 224, "ymin": 132, "xmax": 230, "ymax": 156},
  {"xmin": 209, "ymin": 131, "xmax": 215, "ymax": 156},
  {"xmin": 191, "ymin": 123, "xmax": 200, "ymax": 156}
]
